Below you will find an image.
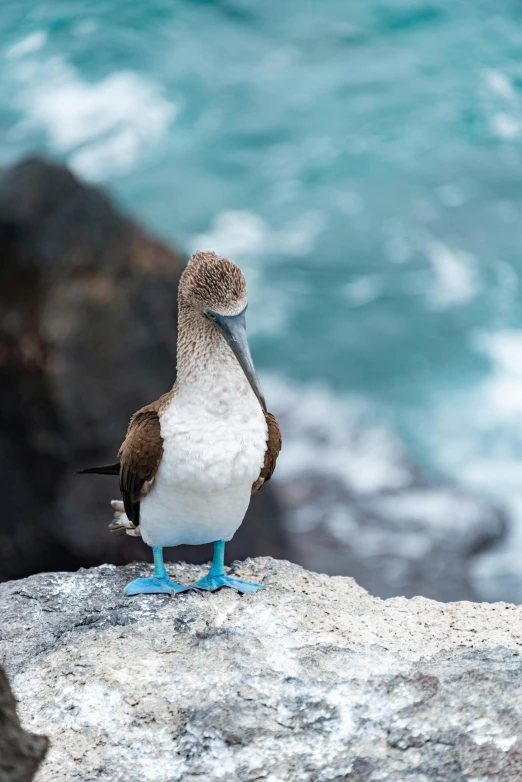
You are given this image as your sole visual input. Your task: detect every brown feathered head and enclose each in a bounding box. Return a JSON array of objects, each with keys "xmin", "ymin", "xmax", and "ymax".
[
  {"xmin": 178, "ymin": 250, "xmax": 266, "ymax": 411},
  {"xmin": 179, "ymin": 251, "xmax": 247, "ymax": 315}
]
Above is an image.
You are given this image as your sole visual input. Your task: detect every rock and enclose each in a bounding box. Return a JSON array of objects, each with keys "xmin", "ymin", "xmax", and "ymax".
[
  {"xmin": 2, "ymin": 559, "xmax": 522, "ymax": 781},
  {"xmin": 0, "ymin": 665, "xmax": 48, "ymax": 782},
  {"xmin": 267, "ymin": 379, "xmax": 507, "ymax": 601},
  {"xmin": 0, "ymin": 157, "xmax": 287, "ymax": 582}
]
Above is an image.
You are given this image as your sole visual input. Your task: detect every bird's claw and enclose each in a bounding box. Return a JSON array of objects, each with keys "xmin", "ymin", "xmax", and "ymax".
[
  {"xmin": 124, "ymin": 576, "xmax": 189, "ymax": 596},
  {"xmin": 190, "ymin": 573, "xmax": 263, "ymax": 593}
]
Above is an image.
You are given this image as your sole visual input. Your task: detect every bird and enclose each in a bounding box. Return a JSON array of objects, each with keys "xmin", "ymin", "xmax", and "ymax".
[{"xmin": 78, "ymin": 250, "xmax": 282, "ymax": 596}]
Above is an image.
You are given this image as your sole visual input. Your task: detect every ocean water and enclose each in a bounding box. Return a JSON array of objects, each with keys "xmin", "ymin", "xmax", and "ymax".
[{"xmin": 3, "ymin": 0, "xmax": 522, "ymax": 597}]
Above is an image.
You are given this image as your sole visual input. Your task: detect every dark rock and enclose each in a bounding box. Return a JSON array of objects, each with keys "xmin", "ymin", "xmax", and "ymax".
[
  {"xmin": 0, "ymin": 157, "xmax": 286, "ymax": 581},
  {"xmin": 0, "ymin": 665, "xmax": 48, "ymax": 782}
]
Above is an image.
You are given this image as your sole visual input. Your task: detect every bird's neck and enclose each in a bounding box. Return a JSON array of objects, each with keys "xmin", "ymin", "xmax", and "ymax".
[{"xmin": 175, "ymin": 303, "xmax": 251, "ymax": 409}]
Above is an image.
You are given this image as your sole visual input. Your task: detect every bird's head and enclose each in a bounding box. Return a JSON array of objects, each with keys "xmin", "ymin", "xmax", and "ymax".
[
  {"xmin": 179, "ymin": 250, "xmax": 247, "ymax": 315},
  {"xmin": 179, "ymin": 251, "xmax": 266, "ymax": 411}
]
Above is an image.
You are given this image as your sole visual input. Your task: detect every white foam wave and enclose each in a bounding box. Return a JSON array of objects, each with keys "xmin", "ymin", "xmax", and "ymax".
[
  {"xmin": 474, "ymin": 331, "xmax": 522, "ymax": 421},
  {"xmin": 423, "ymin": 237, "xmax": 479, "ymax": 308},
  {"xmin": 482, "ymin": 68, "xmax": 522, "ymax": 142},
  {"xmin": 421, "ymin": 329, "xmax": 522, "ymax": 600},
  {"xmin": 343, "ymin": 276, "xmax": 383, "ymax": 307},
  {"xmin": 191, "ymin": 209, "xmax": 326, "ymax": 261},
  {"xmin": 422, "ymin": 330, "xmax": 522, "ymax": 484},
  {"xmin": 262, "ymin": 375, "xmax": 412, "ymax": 495},
  {"xmin": 6, "ymin": 31, "xmax": 47, "ymax": 60},
  {"xmin": 492, "ymin": 113, "xmax": 520, "ymax": 141},
  {"xmin": 263, "ymin": 375, "xmax": 503, "ymax": 596},
  {"xmin": 382, "ymin": 227, "xmax": 480, "ymax": 306},
  {"xmin": 193, "ymin": 211, "xmax": 267, "ymax": 258},
  {"xmin": 484, "ymin": 69, "xmax": 515, "ymax": 101},
  {"xmin": 13, "ymin": 58, "xmax": 176, "ymax": 180}
]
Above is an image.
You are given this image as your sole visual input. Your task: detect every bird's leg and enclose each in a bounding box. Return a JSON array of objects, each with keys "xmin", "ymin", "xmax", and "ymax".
[
  {"xmin": 191, "ymin": 540, "xmax": 263, "ymax": 593},
  {"xmin": 124, "ymin": 547, "xmax": 189, "ymax": 596}
]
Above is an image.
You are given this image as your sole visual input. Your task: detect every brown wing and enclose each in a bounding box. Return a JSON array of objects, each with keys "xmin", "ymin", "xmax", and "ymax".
[
  {"xmin": 118, "ymin": 405, "xmax": 164, "ymax": 525},
  {"xmin": 252, "ymin": 411, "xmax": 282, "ymax": 493}
]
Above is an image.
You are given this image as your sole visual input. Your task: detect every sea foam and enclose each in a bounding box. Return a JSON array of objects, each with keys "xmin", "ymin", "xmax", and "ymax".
[{"xmin": 10, "ymin": 55, "xmax": 176, "ymax": 180}]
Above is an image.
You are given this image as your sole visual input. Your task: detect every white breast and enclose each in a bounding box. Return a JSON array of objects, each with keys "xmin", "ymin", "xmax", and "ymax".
[{"xmin": 139, "ymin": 359, "xmax": 267, "ymax": 548}]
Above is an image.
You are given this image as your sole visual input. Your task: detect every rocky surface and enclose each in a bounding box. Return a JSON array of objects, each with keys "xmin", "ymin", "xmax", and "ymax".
[
  {"xmin": 0, "ymin": 665, "xmax": 48, "ymax": 782},
  {"xmin": 2, "ymin": 559, "xmax": 522, "ymax": 781},
  {"xmin": 0, "ymin": 157, "xmax": 286, "ymax": 581}
]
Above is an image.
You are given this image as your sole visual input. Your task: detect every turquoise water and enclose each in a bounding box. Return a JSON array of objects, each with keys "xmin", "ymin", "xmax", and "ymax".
[{"xmin": 3, "ymin": 0, "xmax": 522, "ymax": 588}]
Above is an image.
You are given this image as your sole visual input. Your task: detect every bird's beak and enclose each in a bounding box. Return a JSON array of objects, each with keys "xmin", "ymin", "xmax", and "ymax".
[{"xmin": 209, "ymin": 308, "xmax": 267, "ymax": 413}]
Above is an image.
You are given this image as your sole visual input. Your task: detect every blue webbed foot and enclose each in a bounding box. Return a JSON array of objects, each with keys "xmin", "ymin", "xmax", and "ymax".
[
  {"xmin": 191, "ymin": 572, "xmax": 263, "ymax": 593},
  {"xmin": 124, "ymin": 576, "xmax": 189, "ymax": 596}
]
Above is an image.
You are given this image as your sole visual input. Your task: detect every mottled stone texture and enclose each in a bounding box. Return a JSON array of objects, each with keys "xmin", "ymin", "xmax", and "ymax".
[
  {"xmin": 2, "ymin": 559, "xmax": 522, "ymax": 781},
  {"xmin": 0, "ymin": 157, "xmax": 286, "ymax": 582},
  {"xmin": 0, "ymin": 666, "xmax": 47, "ymax": 782}
]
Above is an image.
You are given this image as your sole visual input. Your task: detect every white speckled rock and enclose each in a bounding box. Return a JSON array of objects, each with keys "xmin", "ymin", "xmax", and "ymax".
[{"xmin": 1, "ymin": 558, "xmax": 522, "ymax": 781}]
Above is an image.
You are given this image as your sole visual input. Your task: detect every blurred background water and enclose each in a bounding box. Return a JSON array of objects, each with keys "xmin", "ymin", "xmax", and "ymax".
[{"xmin": 2, "ymin": 0, "xmax": 522, "ymax": 599}]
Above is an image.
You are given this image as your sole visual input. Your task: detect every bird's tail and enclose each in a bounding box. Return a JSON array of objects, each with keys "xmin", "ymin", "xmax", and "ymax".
[
  {"xmin": 109, "ymin": 500, "xmax": 141, "ymax": 537},
  {"xmin": 76, "ymin": 462, "xmax": 120, "ymax": 476}
]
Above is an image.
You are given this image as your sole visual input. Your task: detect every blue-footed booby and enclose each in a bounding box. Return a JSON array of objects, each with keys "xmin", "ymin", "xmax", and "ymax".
[{"xmin": 79, "ymin": 251, "xmax": 281, "ymax": 596}]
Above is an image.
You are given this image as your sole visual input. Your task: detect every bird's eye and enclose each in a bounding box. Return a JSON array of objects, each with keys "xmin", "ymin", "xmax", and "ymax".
[{"xmin": 206, "ymin": 311, "xmax": 217, "ymax": 321}]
